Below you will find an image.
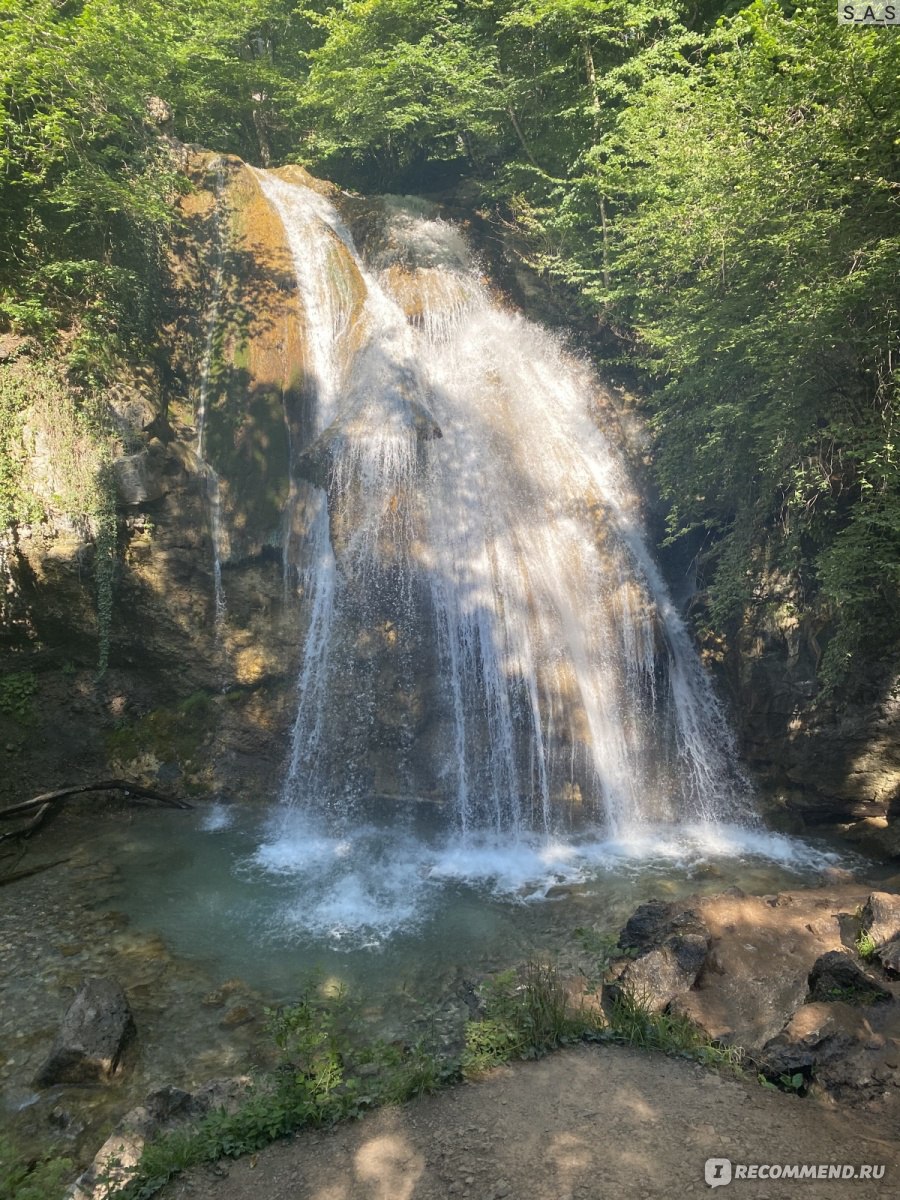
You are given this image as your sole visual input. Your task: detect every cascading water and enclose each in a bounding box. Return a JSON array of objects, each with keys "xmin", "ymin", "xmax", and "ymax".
[
  {"xmin": 237, "ymin": 171, "xmax": 776, "ymax": 945},
  {"xmin": 195, "ymin": 160, "xmax": 229, "ymax": 630}
]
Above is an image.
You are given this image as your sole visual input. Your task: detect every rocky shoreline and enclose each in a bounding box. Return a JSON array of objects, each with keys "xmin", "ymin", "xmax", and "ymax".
[{"xmin": 39, "ymin": 877, "xmax": 899, "ymax": 1199}]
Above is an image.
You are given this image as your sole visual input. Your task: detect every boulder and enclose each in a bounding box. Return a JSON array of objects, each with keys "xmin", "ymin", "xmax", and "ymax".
[
  {"xmin": 69, "ymin": 1078, "xmax": 251, "ymax": 1200},
  {"xmin": 878, "ymin": 937, "xmax": 900, "ymax": 974},
  {"xmin": 112, "ymin": 451, "xmax": 166, "ymax": 507},
  {"xmin": 860, "ymin": 891, "xmax": 900, "ymax": 947},
  {"xmin": 759, "ymin": 1002, "xmax": 874, "ymax": 1085},
  {"xmin": 35, "ymin": 978, "xmax": 135, "ymax": 1087},
  {"xmin": 807, "ymin": 951, "xmax": 891, "ymax": 1004},
  {"xmin": 671, "ymin": 888, "xmax": 863, "ymax": 1051},
  {"xmin": 617, "ymin": 901, "xmax": 707, "ymax": 954},
  {"xmin": 606, "ymin": 901, "xmax": 710, "ymax": 1013},
  {"xmin": 759, "ymin": 1000, "xmax": 900, "ymax": 1098}
]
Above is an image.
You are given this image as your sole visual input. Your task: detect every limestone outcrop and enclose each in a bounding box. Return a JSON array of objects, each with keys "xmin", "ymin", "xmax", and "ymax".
[{"xmin": 605, "ymin": 887, "xmax": 900, "ymax": 1101}]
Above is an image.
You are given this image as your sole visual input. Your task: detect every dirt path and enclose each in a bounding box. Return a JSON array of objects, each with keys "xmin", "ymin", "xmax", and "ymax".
[{"xmin": 165, "ymin": 1044, "xmax": 898, "ymax": 1200}]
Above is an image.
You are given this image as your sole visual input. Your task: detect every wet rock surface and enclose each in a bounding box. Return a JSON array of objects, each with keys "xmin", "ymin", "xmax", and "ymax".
[
  {"xmin": 717, "ymin": 576, "xmax": 900, "ymax": 842},
  {"xmin": 34, "ymin": 977, "xmax": 136, "ymax": 1087}
]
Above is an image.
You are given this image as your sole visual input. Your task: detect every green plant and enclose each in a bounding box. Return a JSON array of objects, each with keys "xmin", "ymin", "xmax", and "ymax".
[
  {"xmin": 757, "ymin": 1070, "xmax": 806, "ymax": 1095},
  {"xmin": 821, "ymin": 983, "xmax": 884, "ymax": 1006},
  {"xmin": 0, "ymin": 1136, "xmax": 72, "ymax": 1200},
  {"xmin": 604, "ymin": 986, "xmax": 744, "ymax": 1073},
  {"xmin": 462, "ymin": 961, "xmax": 596, "ymax": 1076},
  {"xmin": 780, "ymin": 1072, "xmax": 805, "ymax": 1093},
  {"xmin": 856, "ymin": 928, "xmax": 878, "ymax": 961},
  {"xmin": 0, "ymin": 670, "xmax": 37, "ymax": 724}
]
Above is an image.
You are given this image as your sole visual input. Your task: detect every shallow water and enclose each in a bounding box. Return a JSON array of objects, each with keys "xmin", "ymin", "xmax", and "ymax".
[
  {"xmin": 111, "ymin": 799, "xmax": 851, "ymax": 1002},
  {"xmin": 0, "ymin": 798, "xmax": 873, "ymax": 1164}
]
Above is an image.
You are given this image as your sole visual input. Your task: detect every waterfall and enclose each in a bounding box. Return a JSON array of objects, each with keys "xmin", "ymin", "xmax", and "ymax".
[
  {"xmin": 252, "ymin": 172, "xmax": 751, "ymax": 842},
  {"xmin": 195, "ymin": 160, "xmax": 228, "ymax": 630}
]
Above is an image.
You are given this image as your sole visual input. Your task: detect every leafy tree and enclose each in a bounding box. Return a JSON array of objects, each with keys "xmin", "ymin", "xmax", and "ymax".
[
  {"xmin": 605, "ymin": 1, "xmax": 899, "ymax": 683},
  {"xmin": 295, "ymin": 0, "xmax": 503, "ymax": 184}
]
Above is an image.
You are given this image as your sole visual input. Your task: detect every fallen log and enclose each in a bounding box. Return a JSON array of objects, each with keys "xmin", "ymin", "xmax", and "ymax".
[
  {"xmin": 0, "ymin": 779, "xmax": 192, "ymax": 823},
  {"xmin": 0, "ymin": 857, "xmax": 71, "ymax": 887}
]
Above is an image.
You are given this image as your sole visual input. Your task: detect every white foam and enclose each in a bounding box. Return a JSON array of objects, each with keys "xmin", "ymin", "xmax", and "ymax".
[
  {"xmin": 243, "ymin": 811, "xmax": 843, "ymax": 946},
  {"xmin": 200, "ymin": 803, "xmax": 235, "ymax": 832}
]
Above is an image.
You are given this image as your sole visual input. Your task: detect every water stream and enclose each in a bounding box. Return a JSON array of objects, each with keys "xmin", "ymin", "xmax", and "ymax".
[
  {"xmin": 0, "ymin": 170, "xmax": 879, "ymax": 1167},
  {"xmin": 234, "ymin": 170, "xmax": 765, "ymax": 938},
  {"xmin": 195, "ymin": 160, "xmax": 229, "ymax": 630}
]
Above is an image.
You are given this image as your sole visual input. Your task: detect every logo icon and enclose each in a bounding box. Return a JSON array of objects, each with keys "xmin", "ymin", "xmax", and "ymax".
[{"xmin": 705, "ymin": 1158, "xmax": 733, "ymax": 1188}]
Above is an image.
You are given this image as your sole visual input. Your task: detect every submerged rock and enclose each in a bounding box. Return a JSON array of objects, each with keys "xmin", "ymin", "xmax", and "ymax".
[{"xmin": 35, "ymin": 977, "xmax": 135, "ymax": 1087}]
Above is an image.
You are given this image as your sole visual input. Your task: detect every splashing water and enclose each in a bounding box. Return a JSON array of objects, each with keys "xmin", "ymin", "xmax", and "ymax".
[{"xmin": 237, "ymin": 173, "xmax": 771, "ymax": 944}]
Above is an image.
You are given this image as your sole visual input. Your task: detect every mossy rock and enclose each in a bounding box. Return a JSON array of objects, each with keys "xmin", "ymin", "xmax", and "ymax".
[{"xmin": 106, "ymin": 691, "xmax": 216, "ymax": 777}]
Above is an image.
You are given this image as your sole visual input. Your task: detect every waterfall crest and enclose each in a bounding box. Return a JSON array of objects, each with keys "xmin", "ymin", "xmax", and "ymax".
[{"xmin": 250, "ymin": 171, "xmax": 751, "ymax": 839}]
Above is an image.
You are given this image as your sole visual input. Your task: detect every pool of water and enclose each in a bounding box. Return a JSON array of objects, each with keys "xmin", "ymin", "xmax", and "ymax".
[
  {"xmin": 111, "ymin": 799, "xmax": 850, "ymax": 1003},
  {"xmin": 0, "ymin": 796, "xmax": 869, "ymax": 1163}
]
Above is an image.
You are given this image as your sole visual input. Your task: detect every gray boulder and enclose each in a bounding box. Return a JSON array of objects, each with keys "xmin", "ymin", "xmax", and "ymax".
[
  {"xmin": 112, "ymin": 450, "xmax": 165, "ymax": 506},
  {"xmin": 878, "ymin": 937, "xmax": 900, "ymax": 974},
  {"xmin": 35, "ymin": 977, "xmax": 135, "ymax": 1087},
  {"xmin": 606, "ymin": 901, "xmax": 710, "ymax": 1013},
  {"xmin": 759, "ymin": 1001, "xmax": 900, "ymax": 1098},
  {"xmin": 860, "ymin": 891, "xmax": 900, "ymax": 947},
  {"xmin": 807, "ymin": 951, "xmax": 891, "ymax": 1004}
]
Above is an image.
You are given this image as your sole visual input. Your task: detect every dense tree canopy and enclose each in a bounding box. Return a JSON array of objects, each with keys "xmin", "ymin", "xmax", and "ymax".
[{"xmin": 0, "ymin": 0, "xmax": 897, "ymax": 689}]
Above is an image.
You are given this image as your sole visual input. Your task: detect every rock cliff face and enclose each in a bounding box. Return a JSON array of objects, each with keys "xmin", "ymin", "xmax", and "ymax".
[
  {"xmin": 0, "ymin": 152, "xmax": 321, "ymax": 803},
  {"xmin": 1, "ymin": 149, "xmax": 898, "ymax": 849},
  {"xmin": 710, "ymin": 574, "xmax": 900, "ymax": 853}
]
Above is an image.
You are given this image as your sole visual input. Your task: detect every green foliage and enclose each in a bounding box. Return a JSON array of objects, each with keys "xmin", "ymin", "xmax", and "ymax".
[
  {"xmin": 0, "ymin": 670, "xmax": 37, "ymax": 724},
  {"xmin": 296, "ymin": 0, "xmax": 502, "ymax": 182},
  {"xmin": 604, "ymin": 987, "xmax": 744, "ymax": 1071},
  {"xmin": 0, "ymin": 371, "xmax": 44, "ymax": 529},
  {"xmin": 106, "ymin": 692, "xmax": 214, "ymax": 767},
  {"xmin": 602, "ymin": 2, "xmax": 900, "ymax": 683},
  {"xmin": 0, "ymin": 362, "xmax": 118, "ymax": 674},
  {"xmin": 758, "ymin": 1069, "xmax": 805, "ymax": 1094},
  {"xmin": 856, "ymin": 927, "xmax": 877, "ymax": 961},
  {"xmin": 462, "ymin": 961, "xmax": 596, "ymax": 1074},
  {"xmin": 0, "ymin": 1137, "xmax": 72, "ymax": 1200}
]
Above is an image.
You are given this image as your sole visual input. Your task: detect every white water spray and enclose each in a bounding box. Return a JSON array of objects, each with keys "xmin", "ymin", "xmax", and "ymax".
[{"xmin": 254, "ymin": 175, "xmax": 750, "ymax": 842}]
